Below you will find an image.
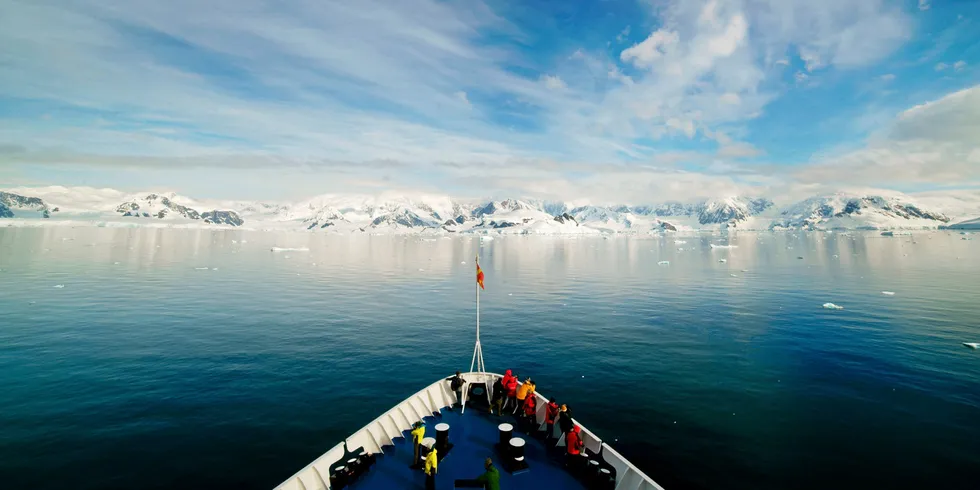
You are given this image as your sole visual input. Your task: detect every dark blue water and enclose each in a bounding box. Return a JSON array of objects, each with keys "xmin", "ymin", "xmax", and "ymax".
[{"xmin": 1, "ymin": 228, "xmax": 977, "ymax": 489}]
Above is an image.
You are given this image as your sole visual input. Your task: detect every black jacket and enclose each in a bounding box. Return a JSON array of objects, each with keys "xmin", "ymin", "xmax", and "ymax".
[{"xmin": 558, "ymin": 410, "xmax": 574, "ymax": 433}]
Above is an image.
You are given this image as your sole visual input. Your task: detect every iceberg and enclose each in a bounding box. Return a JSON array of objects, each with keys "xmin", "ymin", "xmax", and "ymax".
[
  {"xmin": 881, "ymin": 291, "xmax": 895, "ymax": 296},
  {"xmin": 270, "ymin": 247, "xmax": 309, "ymax": 252},
  {"xmin": 674, "ymin": 240, "xmax": 687, "ymax": 244},
  {"xmin": 658, "ymin": 260, "xmax": 670, "ymax": 265},
  {"xmin": 53, "ymin": 284, "xmax": 65, "ymax": 288},
  {"xmin": 718, "ymin": 258, "xmax": 727, "ymax": 263},
  {"xmin": 964, "ymin": 343, "xmax": 979, "ymax": 349},
  {"xmin": 822, "ymin": 303, "xmax": 844, "ymax": 310},
  {"xmin": 194, "ymin": 267, "xmax": 209, "ymax": 270},
  {"xmin": 710, "ymin": 244, "xmax": 737, "ymax": 249}
]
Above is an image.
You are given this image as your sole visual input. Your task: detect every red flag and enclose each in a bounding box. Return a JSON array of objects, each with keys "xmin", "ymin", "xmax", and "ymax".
[{"xmin": 476, "ymin": 263, "xmax": 485, "ymax": 290}]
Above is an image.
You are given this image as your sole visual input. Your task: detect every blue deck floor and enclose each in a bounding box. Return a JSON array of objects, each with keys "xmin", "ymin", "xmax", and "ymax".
[{"xmin": 349, "ymin": 405, "xmax": 587, "ymax": 490}]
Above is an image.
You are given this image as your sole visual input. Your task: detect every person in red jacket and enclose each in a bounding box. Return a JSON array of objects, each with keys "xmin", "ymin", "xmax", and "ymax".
[
  {"xmin": 521, "ymin": 393, "xmax": 537, "ymax": 430},
  {"xmin": 501, "ymin": 370, "xmax": 518, "ymax": 412},
  {"xmin": 544, "ymin": 397, "xmax": 559, "ymax": 440},
  {"xmin": 564, "ymin": 425, "xmax": 586, "ymax": 474}
]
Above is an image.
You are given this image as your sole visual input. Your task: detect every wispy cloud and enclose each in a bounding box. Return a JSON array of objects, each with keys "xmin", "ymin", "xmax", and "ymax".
[{"xmin": 0, "ymin": 0, "xmax": 971, "ymax": 203}]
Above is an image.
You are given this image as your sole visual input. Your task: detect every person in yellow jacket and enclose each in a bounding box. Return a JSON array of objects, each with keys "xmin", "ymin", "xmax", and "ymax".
[
  {"xmin": 411, "ymin": 422, "xmax": 426, "ymax": 468},
  {"xmin": 424, "ymin": 447, "xmax": 438, "ymax": 490},
  {"xmin": 514, "ymin": 378, "xmax": 535, "ymax": 414}
]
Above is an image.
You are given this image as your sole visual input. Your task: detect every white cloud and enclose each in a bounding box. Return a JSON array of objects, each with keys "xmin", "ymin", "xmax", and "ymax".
[
  {"xmin": 935, "ymin": 62, "xmax": 949, "ymax": 71},
  {"xmin": 794, "ymin": 71, "xmax": 809, "ymax": 84},
  {"xmin": 798, "ymin": 85, "xmax": 980, "ymax": 187},
  {"xmin": 454, "ymin": 91, "xmax": 471, "ymax": 107},
  {"xmin": 918, "ymin": 0, "xmax": 931, "ymax": 11},
  {"xmin": 954, "ymin": 60, "xmax": 967, "ymax": 71},
  {"xmin": 616, "ymin": 25, "xmax": 631, "ymax": 43},
  {"xmin": 880, "ymin": 74, "xmax": 896, "ymax": 82},
  {"xmin": 540, "ymin": 74, "xmax": 568, "ymax": 90},
  {"xmin": 620, "ymin": 30, "xmax": 680, "ymax": 68},
  {"xmin": 717, "ymin": 141, "xmax": 762, "ymax": 158}
]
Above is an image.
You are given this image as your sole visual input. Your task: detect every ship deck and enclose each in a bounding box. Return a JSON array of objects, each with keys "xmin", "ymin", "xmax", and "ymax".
[{"xmin": 349, "ymin": 405, "xmax": 586, "ymax": 490}]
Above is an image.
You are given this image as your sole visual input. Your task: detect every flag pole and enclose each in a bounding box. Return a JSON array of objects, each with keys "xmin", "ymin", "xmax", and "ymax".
[{"xmin": 469, "ymin": 254, "xmax": 485, "ymax": 375}]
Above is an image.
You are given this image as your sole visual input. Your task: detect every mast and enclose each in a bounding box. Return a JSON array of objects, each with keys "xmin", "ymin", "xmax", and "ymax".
[{"xmin": 469, "ymin": 254, "xmax": 485, "ymax": 374}]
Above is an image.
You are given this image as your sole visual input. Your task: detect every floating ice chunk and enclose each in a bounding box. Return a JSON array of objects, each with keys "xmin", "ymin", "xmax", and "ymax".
[
  {"xmin": 881, "ymin": 291, "xmax": 895, "ymax": 296},
  {"xmin": 194, "ymin": 267, "xmax": 209, "ymax": 270},
  {"xmin": 963, "ymin": 342, "xmax": 979, "ymax": 349},
  {"xmin": 658, "ymin": 260, "xmax": 670, "ymax": 265},
  {"xmin": 461, "ymin": 261, "xmax": 466, "ymax": 264},
  {"xmin": 833, "ymin": 254, "xmax": 839, "ymax": 258},
  {"xmin": 674, "ymin": 240, "xmax": 687, "ymax": 244},
  {"xmin": 822, "ymin": 303, "xmax": 844, "ymax": 310},
  {"xmin": 741, "ymin": 269, "xmax": 748, "ymax": 272},
  {"xmin": 212, "ymin": 268, "xmax": 218, "ymax": 271},
  {"xmin": 718, "ymin": 259, "xmax": 727, "ymax": 263},
  {"xmin": 730, "ymin": 274, "xmax": 738, "ymax": 277},
  {"xmin": 418, "ymin": 268, "xmax": 425, "ymax": 272},
  {"xmin": 508, "ymin": 293, "xmax": 513, "ymax": 296},
  {"xmin": 480, "ymin": 236, "xmax": 494, "ymax": 241},
  {"xmin": 710, "ymin": 244, "xmax": 737, "ymax": 249},
  {"xmin": 113, "ymin": 262, "xmax": 120, "ymax": 265},
  {"xmin": 271, "ymin": 247, "xmax": 309, "ymax": 252},
  {"xmin": 53, "ymin": 284, "xmax": 65, "ymax": 288},
  {"xmin": 232, "ymin": 240, "xmax": 238, "ymax": 244}
]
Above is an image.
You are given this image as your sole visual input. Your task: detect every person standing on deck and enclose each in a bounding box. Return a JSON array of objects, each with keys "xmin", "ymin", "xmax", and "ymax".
[
  {"xmin": 424, "ymin": 447, "xmax": 438, "ymax": 490},
  {"xmin": 565, "ymin": 425, "xmax": 586, "ymax": 473},
  {"xmin": 490, "ymin": 377, "xmax": 505, "ymax": 415},
  {"xmin": 545, "ymin": 398, "xmax": 559, "ymax": 440},
  {"xmin": 514, "ymin": 378, "xmax": 534, "ymax": 414},
  {"xmin": 500, "ymin": 370, "xmax": 517, "ymax": 412},
  {"xmin": 558, "ymin": 404, "xmax": 574, "ymax": 440},
  {"xmin": 521, "ymin": 392, "xmax": 537, "ymax": 430},
  {"xmin": 411, "ymin": 422, "xmax": 426, "ymax": 468},
  {"xmin": 447, "ymin": 371, "xmax": 464, "ymax": 409},
  {"xmin": 475, "ymin": 457, "xmax": 501, "ymax": 490}
]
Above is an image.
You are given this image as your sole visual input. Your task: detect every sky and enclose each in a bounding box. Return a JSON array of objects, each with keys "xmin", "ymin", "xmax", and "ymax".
[{"xmin": 0, "ymin": 0, "xmax": 978, "ymax": 204}]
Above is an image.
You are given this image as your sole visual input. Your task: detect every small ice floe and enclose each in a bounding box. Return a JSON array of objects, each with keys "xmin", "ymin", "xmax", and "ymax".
[
  {"xmin": 741, "ymin": 269, "xmax": 748, "ymax": 272},
  {"xmin": 113, "ymin": 262, "xmax": 120, "ymax": 265},
  {"xmin": 710, "ymin": 244, "xmax": 737, "ymax": 249},
  {"xmin": 730, "ymin": 274, "xmax": 738, "ymax": 277},
  {"xmin": 822, "ymin": 303, "xmax": 844, "ymax": 310},
  {"xmin": 658, "ymin": 260, "xmax": 670, "ymax": 265},
  {"xmin": 480, "ymin": 236, "xmax": 495, "ymax": 241},
  {"xmin": 418, "ymin": 268, "xmax": 425, "ymax": 272},
  {"xmin": 963, "ymin": 343, "xmax": 979, "ymax": 349},
  {"xmin": 271, "ymin": 247, "xmax": 309, "ymax": 252},
  {"xmin": 718, "ymin": 258, "xmax": 727, "ymax": 263},
  {"xmin": 53, "ymin": 284, "xmax": 65, "ymax": 289},
  {"xmin": 461, "ymin": 261, "xmax": 466, "ymax": 265},
  {"xmin": 832, "ymin": 254, "xmax": 839, "ymax": 258},
  {"xmin": 232, "ymin": 240, "xmax": 238, "ymax": 244},
  {"xmin": 194, "ymin": 267, "xmax": 209, "ymax": 270},
  {"xmin": 508, "ymin": 293, "xmax": 513, "ymax": 296},
  {"xmin": 881, "ymin": 291, "xmax": 895, "ymax": 296},
  {"xmin": 211, "ymin": 268, "xmax": 218, "ymax": 271},
  {"xmin": 674, "ymin": 240, "xmax": 687, "ymax": 244}
]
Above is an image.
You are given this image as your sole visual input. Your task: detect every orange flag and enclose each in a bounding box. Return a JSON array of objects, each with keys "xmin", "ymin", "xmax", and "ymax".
[{"xmin": 476, "ymin": 262, "xmax": 485, "ymax": 290}]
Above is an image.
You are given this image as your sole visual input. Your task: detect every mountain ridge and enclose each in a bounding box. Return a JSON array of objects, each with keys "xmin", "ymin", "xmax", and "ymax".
[{"xmin": 2, "ymin": 186, "xmax": 978, "ymax": 233}]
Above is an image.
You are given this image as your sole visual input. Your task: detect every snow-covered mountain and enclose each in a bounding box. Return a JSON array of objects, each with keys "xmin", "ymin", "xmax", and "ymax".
[
  {"xmin": 772, "ymin": 193, "xmax": 952, "ymax": 230},
  {"xmin": 1, "ymin": 186, "xmax": 974, "ymax": 234}
]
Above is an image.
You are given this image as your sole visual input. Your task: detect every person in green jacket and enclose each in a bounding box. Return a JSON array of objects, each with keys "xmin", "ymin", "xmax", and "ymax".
[{"xmin": 475, "ymin": 457, "xmax": 500, "ymax": 490}]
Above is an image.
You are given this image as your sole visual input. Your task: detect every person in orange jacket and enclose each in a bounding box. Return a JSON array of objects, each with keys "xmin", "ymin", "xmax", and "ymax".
[
  {"xmin": 514, "ymin": 378, "xmax": 535, "ymax": 414},
  {"xmin": 545, "ymin": 397, "xmax": 559, "ymax": 439}
]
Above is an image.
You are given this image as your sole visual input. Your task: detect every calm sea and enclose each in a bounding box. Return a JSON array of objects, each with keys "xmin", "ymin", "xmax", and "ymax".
[{"xmin": 0, "ymin": 227, "xmax": 977, "ymax": 490}]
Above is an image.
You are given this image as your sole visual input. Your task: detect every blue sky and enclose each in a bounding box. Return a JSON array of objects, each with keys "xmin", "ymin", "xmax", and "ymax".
[{"xmin": 0, "ymin": 0, "xmax": 978, "ymax": 203}]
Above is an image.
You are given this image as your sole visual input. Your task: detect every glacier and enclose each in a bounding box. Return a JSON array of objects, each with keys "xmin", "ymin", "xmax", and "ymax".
[{"xmin": 2, "ymin": 186, "xmax": 979, "ymax": 235}]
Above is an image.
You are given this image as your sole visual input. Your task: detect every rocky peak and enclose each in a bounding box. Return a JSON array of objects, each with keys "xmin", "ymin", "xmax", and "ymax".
[{"xmin": 554, "ymin": 212, "xmax": 578, "ymax": 225}]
